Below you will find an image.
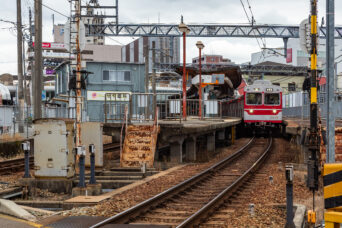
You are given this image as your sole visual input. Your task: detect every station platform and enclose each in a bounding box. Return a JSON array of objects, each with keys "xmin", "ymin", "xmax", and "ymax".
[
  {"xmin": 284, "ymin": 118, "xmax": 342, "ymax": 136},
  {"xmin": 284, "ymin": 118, "xmax": 342, "ymax": 162},
  {"xmin": 104, "ymin": 117, "xmax": 241, "ymax": 163},
  {"xmin": 0, "ymin": 214, "xmax": 41, "ymax": 228},
  {"xmin": 0, "ymin": 213, "xmax": 171, "ymax": 227}
]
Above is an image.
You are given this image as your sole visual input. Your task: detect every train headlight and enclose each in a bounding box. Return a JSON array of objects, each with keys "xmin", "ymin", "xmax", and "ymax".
[
  {"xmin": 249, "ymin": 109, "xmax": 254, "ymax": 113},
  {"xmin": 273, "ymin": 109, "xmax": 277, "ymax": 114}
]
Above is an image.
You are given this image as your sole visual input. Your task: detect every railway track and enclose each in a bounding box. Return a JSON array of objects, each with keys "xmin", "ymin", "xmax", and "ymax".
[
  {"xmin": 0, "ymin": 143, "xmax": 119, "ymax": 175},
  {"xmin": 103, "ymin": 143, "xmax": 120, "ymax": 152},
  {"xmin": 0, "ymin": 157, "xmax": 34, "ymax": 175},
  {"xmin": 91, "ymin": 137, "xmax": 273, "ymax": 228}
]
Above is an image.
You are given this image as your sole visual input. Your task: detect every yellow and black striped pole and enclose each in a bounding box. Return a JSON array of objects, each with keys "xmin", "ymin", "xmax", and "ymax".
[
  {"xmin": 307, "ymin": 0, "xmax": 320, "ymax": 225},
  {"xmin": 310, "ymin": 0, "xmax": 318, "ymax": 130}
]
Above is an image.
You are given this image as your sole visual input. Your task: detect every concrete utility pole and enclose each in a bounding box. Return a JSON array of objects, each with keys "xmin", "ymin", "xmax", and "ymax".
[
  {"xmin": 29, "ymin": 8, "xmax": 34, "ymax": 109},
  {"xmin": 75, "ymin": 0, "xmax": 82, "ymax": 149},
  {"xmin": 17, "ymin": 0, "xmax": 24, "ymax": 132},
  {"xmin": 326, "ymin": 0, "xmax": 335, "ymax": 163},
  {"xmin": 152, "ymin": 41, "xmax": 156, "ymax": 120},
  {"xmin": 144, "ymin": 42, "xmax": 149, "ymax": 93},
  {"xmin": 34, "ymin": 0, "xmax": 42, "ymax": 119},
  {"xmin": 144, "ymin": 41, "xmax": 150, "ymax": 119}
]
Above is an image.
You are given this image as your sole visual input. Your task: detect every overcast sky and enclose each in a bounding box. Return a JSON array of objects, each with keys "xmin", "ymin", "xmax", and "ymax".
[{"xmin": 1, "ymin": 0, "xmax": 342, "ymax": 75}]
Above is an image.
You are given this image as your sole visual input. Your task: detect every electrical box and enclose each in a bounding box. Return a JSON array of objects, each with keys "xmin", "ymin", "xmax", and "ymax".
[
  {"xmin": 81, "ymin": 122, "xmax": 103, "ymax": 167},
  {"xmin": 22, "ymin": 141, "xmax": 30, "ymax": 151},
  {"xmin": 285, "ymin": 164, "xmax": 294, "ymax": 182},
  {"xmin": 33, "ymin": 119, "xmax": 75, "ymax": 178}
]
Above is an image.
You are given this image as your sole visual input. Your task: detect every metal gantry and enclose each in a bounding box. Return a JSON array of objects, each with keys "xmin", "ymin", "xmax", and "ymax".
[{"xmin": 86, "ymin": 23, "xmax": 342, "ymax": 38}]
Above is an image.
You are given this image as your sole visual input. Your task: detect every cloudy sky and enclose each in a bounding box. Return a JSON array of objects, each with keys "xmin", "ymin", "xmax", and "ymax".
[{"xmin": 1, "ymin": 0, "xmax": 342, "ymax": 75}]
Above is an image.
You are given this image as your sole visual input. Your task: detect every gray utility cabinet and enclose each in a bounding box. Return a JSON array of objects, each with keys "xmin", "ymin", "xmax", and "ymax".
[
  {"xmin": 33, "ymin": 118, "xmax": 75, "ymax": 178},
  {"xmin": 82, "ymin": 122, "xmax": 103, "ymax": 168}
]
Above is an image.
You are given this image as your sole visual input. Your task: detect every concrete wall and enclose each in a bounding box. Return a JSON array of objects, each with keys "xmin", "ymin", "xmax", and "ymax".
[{"xmin": 83, "ymin": 45, "xmax": 121, "ymax": 62}]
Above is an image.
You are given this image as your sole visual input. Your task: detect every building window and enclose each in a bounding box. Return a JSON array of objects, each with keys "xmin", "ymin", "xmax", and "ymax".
[
  {"xmin": 103, "ymin": 70, "xmax": 131, "ymax": 82},
  {"xmin": 288, "ymin": 83, "xmax": 296, "ymax": 92}
]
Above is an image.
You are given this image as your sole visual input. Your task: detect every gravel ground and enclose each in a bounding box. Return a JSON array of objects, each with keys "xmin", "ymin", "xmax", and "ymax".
[
  {"xmin": 226, "ymin": 138, "xmax": 317, "ymax": 227},
  {"xmin": 61, "ymin": 138, "xmax": 252, "ymax": 217},
  {"xmin": 0, "ymin": 171, "xmax": 69, "ymax": 201},
  {"xmin": 1, "ymin": 137, "xmax": 320, "ymax": 227},
  {"xmin": 0, "ymin": 172, "xmax": 24, "ymax": 188}
]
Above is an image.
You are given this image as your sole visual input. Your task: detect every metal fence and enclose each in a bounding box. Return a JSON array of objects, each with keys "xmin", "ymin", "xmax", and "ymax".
[
  {"xmin": 104, "ymin": 92, "xmax": 228, "ymax": 123},
  {"xmin": 0, "ymin": 105, "xmax": 84, "ymax": 136},
  {"xmin": 282, "ymin": 92, "xmax": 342, "ymax": 119}
]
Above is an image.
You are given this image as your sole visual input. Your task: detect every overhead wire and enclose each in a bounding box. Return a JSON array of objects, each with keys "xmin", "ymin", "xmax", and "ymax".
[
  {"xmin": 246, "ymin": 0, "xmax": 267, "ymax": 48},
  {"xmin": 240, "ymin": 0, "xmax": 267, "ymax": 64}
]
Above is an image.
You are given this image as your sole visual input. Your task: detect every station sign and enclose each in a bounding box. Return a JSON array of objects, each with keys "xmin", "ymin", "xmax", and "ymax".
[
  {"xmin": 87, "ymin": 91, "xmax": 131, "ymax": 101},
  {"xmin": 29, "ymin": 52, "xmax": 74, "ymax": 59}
]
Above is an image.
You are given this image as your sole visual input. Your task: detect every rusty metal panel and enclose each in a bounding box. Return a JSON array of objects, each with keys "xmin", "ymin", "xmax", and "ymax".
[
  {"xmin": 321, "ymin": 127, "xmax": 342, "ymax": 163},
  {"xmin": 121, "ymin": 125, "xmax": 159, "ymax": 168},
  {"xmin": 81, "ymin": 122, "xmax": 103, "ymax": 167},
  {"xmin": 34, "ymin": 119, "xmax": 75, "ymax": 178}
]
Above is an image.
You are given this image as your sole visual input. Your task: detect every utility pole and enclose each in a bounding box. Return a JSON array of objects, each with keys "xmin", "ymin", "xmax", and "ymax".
[
  {"xmin": 144, "ymin": 41, "xmax": 150, "ymax": 119},
  {"xmin": 27, "ymin": 8, "xmax": 35, "ymax": 115},
  {"xmin": 326, "ymin": 0, "xmax": 335, "ymax": 163},
  {"xmin": 29, "ymin": 8, "xmax": 33, "ymax": 110},
  {"xmin": 17, "ymin": 0, "xmax": 24, "ymax": 132},
  {"xmin": 34, "ymin": 0, "xmax": 42, "ymax": 119},
  {"xmin": 75, "ymin": 0, "xmax": 82, "ymax": 149},
  {"xmin": 307, "ymin": 0, "xmax": 319, "ymax": 225},
  {"xmin": 144, "ymin": 42, "xmax": 149, "ymax": 94},
  {"xmin": 152, "ymin": 41, "xmax": 156, "ymax": 120},
  {"xmin": 74, "ymin": 0, "xmax": 86, "ymax": 188}
]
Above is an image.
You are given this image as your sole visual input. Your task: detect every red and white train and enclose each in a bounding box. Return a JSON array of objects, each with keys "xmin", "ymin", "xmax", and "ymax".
[{"xmin": 243, "ymin": 80, "xmax": 282, "ymax": 127}]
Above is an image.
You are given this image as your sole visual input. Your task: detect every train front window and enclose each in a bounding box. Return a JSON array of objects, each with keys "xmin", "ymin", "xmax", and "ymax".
[
  {"xmin": 246, "ymin": 93, "xmax": 262, "ymax": 105},
  {"xmin": 265, "ymin": 93, "xmax": 280, "ymax": 105}
]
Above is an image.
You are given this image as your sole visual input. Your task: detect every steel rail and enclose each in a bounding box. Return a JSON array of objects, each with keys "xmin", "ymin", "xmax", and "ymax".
[
  {"xmin": 0, "ymin": 157, "xmax": 34, "ymax": 174},
  {"xmin": 90, "ymin": 137, "xmax": 255, "ymax": 228},
  {"xmin": 177, "ymin": 137, "xmax": 273, "ymax": 227}
]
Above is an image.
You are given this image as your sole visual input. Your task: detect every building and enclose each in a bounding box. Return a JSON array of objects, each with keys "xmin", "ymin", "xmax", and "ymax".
[
  {"xmin": 251, "ymin": 38, "xmax": 342, "ymax": 73},
  {"xmin": 192, "ymin": 55, "xmax": 232, "ymax": 64},
  {"xmin": 53, "ymin": 2, "xmax": 105, "ymax": 45},
  {"xmin": 240, "ymin": 61, "xmax": 308, "ymax": 94},
  {"xmin": 54, "ymin": 61, "xmax": 145, "ymax": 122},
  {"xmin": 121, "ymin": 37, "xmax": 180, "ymax": 72}
]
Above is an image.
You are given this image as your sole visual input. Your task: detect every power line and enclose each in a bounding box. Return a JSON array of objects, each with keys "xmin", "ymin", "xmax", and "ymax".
[
  {"xmin": 25, "ymin": 0, "xmax": 69, "ymax": 18},
  {"xmin": 239, "ymin": 0, "xmax": 264, "ymax": 59},
  {"xmin": 41, "ymin": 2, "xmax": 69, "ymax": 18},
  {"xmin": 246, "ymin": 0, "xmax": 267, "ymax": 48}
]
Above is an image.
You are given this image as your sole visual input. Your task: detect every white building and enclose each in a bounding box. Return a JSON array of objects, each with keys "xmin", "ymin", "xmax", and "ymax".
[{"xmin": 251, "ymin": 38, "xmax": 342, "ymax": 74}]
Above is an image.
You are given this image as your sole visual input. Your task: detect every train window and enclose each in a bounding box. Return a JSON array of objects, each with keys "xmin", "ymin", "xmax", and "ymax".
[
  {"xmin": 265, "ymin": 93, "xmax": 280, "ymax": 105},
  {"xmin": 246, "ymin": 93, "xmax": 262, "ymax": 105}
]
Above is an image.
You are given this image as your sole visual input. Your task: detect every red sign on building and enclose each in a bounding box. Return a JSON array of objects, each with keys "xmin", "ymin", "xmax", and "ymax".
[{"xmin": 286, "ymin": 48, "xmax": 292, "ymax": 63}]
